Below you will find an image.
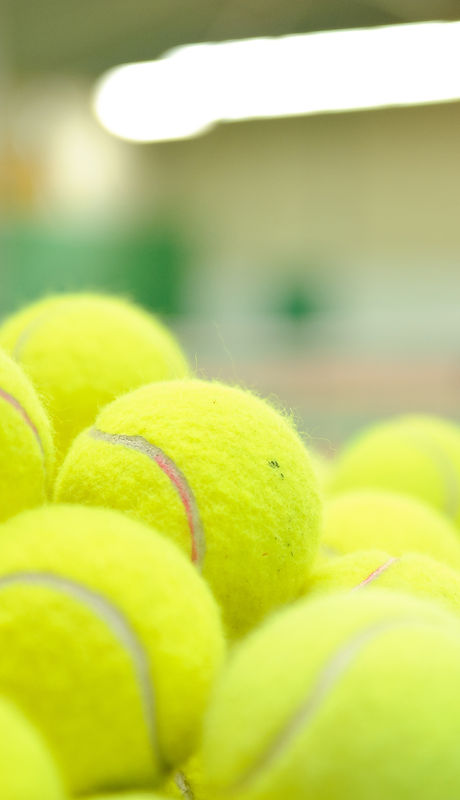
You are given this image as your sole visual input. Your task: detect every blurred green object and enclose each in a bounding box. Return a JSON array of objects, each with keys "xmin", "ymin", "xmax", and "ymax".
[
  {"xmin": 110, "ymin": 221, "xmax": 189, "ymax": 314},
  {"xmin": 271, "ymin": 270, "xmax": 326, "ymax": 321},
  {"xmin": 0, "ymin": 217, "xmax": 189, "ymax": 317}
]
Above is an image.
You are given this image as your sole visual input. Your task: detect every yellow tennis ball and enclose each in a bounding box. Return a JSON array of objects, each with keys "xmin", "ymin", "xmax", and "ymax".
[
  {"xmin": 307, "ymin": 548, "xmax": 460, "ymax": 615},
  {"xmin": 202, "ymin": 589, "xmax": 460, "ymax": 800},
  {"xmin": 0, "ymin": 695, "xmax": 67, "ymax": 799},
  {"xmin": 321, "ymin": 489, "xmax": 460, "ymax": 569},
  {"xmin": 55, "ymin": 379, "xmax": 321, "ymax": 637},
  {"xmin": 330, "ymin": 414, "xmax": 460, "ymax": 526},
  {"xmin": 0, "ymin": 347, "xmax": 54, "ymax": 520},
  {"xmin": 0, "ymin": 293, "xmax": 189, "ymax": 459},
  {"xmin": 0, "ymin": 504, "xmax": 225, "ymax": 797}
]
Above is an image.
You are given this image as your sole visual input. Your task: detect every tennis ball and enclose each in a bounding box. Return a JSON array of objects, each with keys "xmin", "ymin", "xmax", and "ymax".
[
  {"xmin": 0, "ymin": 504, "xmax": 225, "ymax": 797},
  {"xmin": 0, "ymin": 347, "xmax": 54, "ymax": 520},
  {"xmin": 307, "ymin": 548, "xmax": 460, "ymax": 615},
  {"xmin": 321, "ymin": 489, "xmax": 460, "ymax": 569},
  {"xmin": 0, "ymin": 695, "xmax": 67, "ymax": 799},
  {"xmin": 330, "ymin": 414, "xmax": 460, "ymax": 526},
  {"xmin": 202, "ymin": 589, "xmax": 460, "ymax": 800},
  {"xmin": 55, "ymin": 379, "xmax": 321, "ymax": 637},
  {"xmin": 0, "ymin": 293, "xmax": 189, "ymax": 459}
]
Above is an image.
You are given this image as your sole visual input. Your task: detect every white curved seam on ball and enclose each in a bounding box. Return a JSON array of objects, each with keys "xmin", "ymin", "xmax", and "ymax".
[
  {"xmin": 175, "ymin": 769, "xmax": 195, "ymax": 799},
  {"xmin": 90, "ymin": 428, "xmax": 206, "ymax": 567},
  {"xmin": 0, "ymin": 571, "xmax": 163, "ymax": 772},
  {"xmin": 231, "ymin": 617, "xmax": 418, "ymax": 791},
  {"xmin": 352, "ymin": 556, "xmax": 398, "ymax": 590},
  {"xmin": 0, "ymin": 387, "xmax": 44, "ymax": 457}
]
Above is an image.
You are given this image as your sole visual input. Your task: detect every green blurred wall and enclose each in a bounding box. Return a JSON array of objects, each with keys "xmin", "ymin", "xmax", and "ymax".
[{"xmin": 0, "ymin": 218, "xmax": 190, "ymax": 317}]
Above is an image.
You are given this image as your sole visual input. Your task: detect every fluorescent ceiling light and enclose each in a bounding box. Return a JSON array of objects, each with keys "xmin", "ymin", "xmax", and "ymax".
[{"xmin": 93, "ymin": 21, "xmax": 460, "ymax": 143}]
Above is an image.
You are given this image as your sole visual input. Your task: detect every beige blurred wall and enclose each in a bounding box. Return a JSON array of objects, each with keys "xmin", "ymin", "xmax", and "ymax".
[
  {"xmin": 5, "ymin": 79, "xmax": 460, "ymax": 274},
  {"xmin": 153, "ymin": 101, "xmax": 460, "ymax": 267}
]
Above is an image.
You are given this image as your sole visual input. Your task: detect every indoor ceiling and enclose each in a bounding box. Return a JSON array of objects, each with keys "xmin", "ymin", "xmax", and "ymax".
[{"xmin": 2, "ymin": 0, "xmax": 460, "ymax": 77}]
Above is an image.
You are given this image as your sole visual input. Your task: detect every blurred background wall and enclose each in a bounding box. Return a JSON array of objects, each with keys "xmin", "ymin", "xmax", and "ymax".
[{"xmin": 2, "ymin": 0, "xmax": 460, "ymax": 448}]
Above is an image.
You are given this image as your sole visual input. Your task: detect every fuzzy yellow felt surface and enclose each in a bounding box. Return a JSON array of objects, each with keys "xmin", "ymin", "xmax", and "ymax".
[
  {"xmin": 0, "ymin": 696, "xmax": 67, "ymax": 799},
  {"xmin": 307, "ymin": 548, "xmax": 460, "ymax": 616},
  {"xmin": 162, "ymin": 752, "xmax": 208, "ymax": 799},
  {"xmin": 330, "ymin": 414, "xmax": 460, "ymax": 527},
  {"xmin": 56, "ymin": 379, "xmax": 322, "ymax": 637},
  {"xmin": 320, "ymin": 489, "xmax": 460, "ymax": 570},
  {"xmin": 0, "ymin": 347, "xmax": 54, "ymax": 519},
  {"xmin": 203, "ymin": 589, "xmax": 460, "ymax": 800},
  {"xmin": 0, "ymin": 504, "xmax": 225, "ymax": 797},
  {"xmin": 83, "ymin": 794, "xmax": 168, "ymax": 799},
  {"xmin": 0, "ymin": 293, "xmax": 189, "ymax": 460}
]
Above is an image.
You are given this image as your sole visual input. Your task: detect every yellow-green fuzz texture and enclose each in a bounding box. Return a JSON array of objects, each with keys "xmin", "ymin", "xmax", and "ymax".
[
  {"xmin": 330, "ymin": 414, "xmax": 460, "ymax": 526},
  {"xmin": 55, "ymin": 379, "xmax": 321, "ymax": 636},
  {"xmin": 0, "ymin": 347, "xmax": 54, "ymax": 520},
  {"xmin": 83, "ymin": 794, "xmax": 168, "ymax": 800},
  {"xmin": 0, "ymin": 293, "xmax": 189, "ymax": 460},
  {"xmin": 0, "ymin": 695, "xmax": 67, "ymax": 799},
  {"xmin": 320, "ymin": 489, "xmax": 460, "ymax": 569},
  {"xmin": 162, "ymin": 752, "xmax": 207, "ymax": 799},
  {"xmin": 203, "ymin": 589, "xmax": 460, "ymax": 800},
  {"xmin": 0, "ymin": 504, "xmax": 225, "ymax": 797},
  {"xmin": 307, "ymin": 548, "xmax": 460, "ymax": 615}
]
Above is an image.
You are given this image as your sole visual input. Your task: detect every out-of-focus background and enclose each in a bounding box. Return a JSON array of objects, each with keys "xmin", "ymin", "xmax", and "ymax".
[{"xmin": 2, "ymin": 1, "xmax": 460, "ymax": 451}]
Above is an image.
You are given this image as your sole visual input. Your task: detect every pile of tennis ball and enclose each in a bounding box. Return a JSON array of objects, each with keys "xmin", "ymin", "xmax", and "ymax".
[{"xmin": 1, "ymin": 292, "xmax": 460, "ymax": 800}]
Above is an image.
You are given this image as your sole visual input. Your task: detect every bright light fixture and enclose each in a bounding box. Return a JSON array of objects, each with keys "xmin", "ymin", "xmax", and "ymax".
[{"xmin": 93, "ymin": 21, "xmax": 460, "ymax": 143}]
